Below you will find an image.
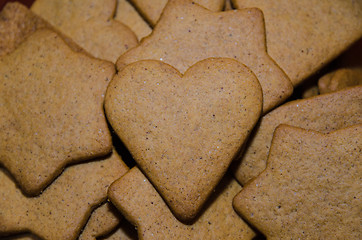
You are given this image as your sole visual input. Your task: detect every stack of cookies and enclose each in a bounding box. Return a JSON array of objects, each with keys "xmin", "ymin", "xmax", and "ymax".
[{"xmin": 0, "ymin": 0, "xmax": 361, "ymax": 239}]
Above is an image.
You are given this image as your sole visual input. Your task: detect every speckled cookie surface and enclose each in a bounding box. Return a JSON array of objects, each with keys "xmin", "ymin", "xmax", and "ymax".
[
  {"xmin": 233, "ymin": 124, "xmax": 362, "ymax": 239},
  {"xmin": 116, "ymin": 0, "xmax": 292, "ymax": 113},
  {"xmin": 105, "ymin": 58, "xmax": 262, "ymax": 221},
  {"xmin": 0, "ymin": 2, "xmax": 83, "ymax": 57},
  {"xmin": 108, "ymin": 167, "xmax": 256, "ymax": 240},
  {"xmin": 114, "ymin": 0, "xmax": 152, "ymax": 40},
  {"xmin": 0, "ymin": 29, "xmax": 114, "ymax": 195},
  {"xmin": 0, "ymin": 151, "xmax": 128, "ymax": 240},
  {"xmin": 232, "ymin": 0, "xmax": 362, "ymax": 86},
  {"xmin": 233, "ymin": 86, "xmax": 362, "ymax": 185},
  {"xmin": 129, "ymin": 0, "xmax": 225, "ymax": 26},
  {"xmin": 31, "ymin": 0, "xmax": 138, "ymax": 62}
]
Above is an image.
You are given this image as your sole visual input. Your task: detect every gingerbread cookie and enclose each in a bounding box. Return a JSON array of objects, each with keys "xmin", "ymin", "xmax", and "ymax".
[
  {"xmin": 79, "ymin": 203, "xmax": 121, "ymax": 240},
  {"xmin": 233, "ymin": 124, "xmax": 361, "ymax": 239},
  {"xmin": 0, "ymin": 29, "xmax": 114, "ymax": 195},
  {"xmin": 318, "ymin": 68, "xmax": 362, "ymax": 94},
  {"xmin": 105, "ymin": 58, "xmax": 262, "ymax": 221},
  {"xmin": 224, "ymin": 0, "xmax": 233, "ymax": 10},
  {"xmin": 108, "ymin": 167, "xmax": 256, "ymax": 239},
  {"xmin": 100, "ymin": 227, "xmax": 137, "ymax": 240},
  {"xmin": 318, "ymin": 39, "xmax": 362, "ymax": 94},
  {"xmin": 31, "ymin": 0, "xmax": 138, "ymax": 62},
  {"xmin": 0, "ymin": 150, "xmax": 128, "ymax": 239},
  {"xmin": 129, "ymin": 0, "xmax": 225, "ymax": 26},
  {"xmin": 232, "ymin": 0, "xmax": 362, "ymax": 86},
  {"xmin": 0, "ymin": 234, "xmax": 40, "ymax": 240},
  {"xmin": 114, "ymin": 0, "xmax": 152, "ymax": 40},
  {"xmin": 233, "ymin": 85, "xmax": 362, "ymax": 185},
  {"xmin": 79, "ymin": 201, "xmax": 137, "ymax": 240},
  {"xmin": 0, "ymin": 2, "xmax": 84, "ymax": 57},
  {"xmin": 117, "ymin": 0, "xmax": 292, "ymax": 113}
]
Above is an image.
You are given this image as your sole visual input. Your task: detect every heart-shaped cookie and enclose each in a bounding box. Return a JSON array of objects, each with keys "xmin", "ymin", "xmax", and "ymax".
[{"xmin": 105, "ymin": 58, "xmax": 262, "ymax": 221}]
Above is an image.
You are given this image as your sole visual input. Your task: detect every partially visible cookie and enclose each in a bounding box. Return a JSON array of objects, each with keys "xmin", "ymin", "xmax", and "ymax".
[
  {"xmin": 0, "ymin": 29, "xmax": 114, "ymax": 195},
  {"xmin": 0, "ymin": 151, "xmax": 128, "ymax": 240},
  {"xmin": 105, "ymin": 58, "xmax": 262, "ymax": 221},
  {"xmin": 100, "ymin": 227, "xmax": 138, "ymax": 240},
  {"xmin": 233, "ymin": 86, "xmax": 362, "ymax": 185},
  {"xmin": 232, "ymin": 0, "xmax": 362, "ymax": 86},
  {"xmin": 31, "ymin": 0, "xmax": 138, "ymax": 62},
  {"xmin": 114, "ymin": 0, "xmax": 152, "ymax": 40},
  {"xmin": 301, "ymin": 83, "xmax": 319, "ymax": 98},
  {"xmin": 318, "ymin": 39, "xmax": 362, "ymax": 94},
  {"xmin": 224, "ymin": 0, "xmax": 233, "ymax": 10},
  {"xmin": 129, "ymin": 0, "xmax": 225, "ymax": 26},
  {"xmin": 233, "ymin": 124, "xmax": 362, "ymax": 239},
  {"xmin": 79, "ymin": 203, "xmax": 121, "ymax": 240},
  {"xmin": 0, "ymin": 2, "xmax": 83, "ymax": 57},
  {"xmin": 0, "ymin": 234, "xmax": 41, "ymax": 240},
  {"xmin": 318, "ymin": 68, "xmax": 362, "ymax": 94},
  {"xmin": 117, "ymin": 0, "xmax": 293, "ymax": 113},
  {"xmin": 78, "ymin": 201, "xmax": 137, "ymax": 240},
  {"xmin": 108, "ymin": 167, "xmax": 256, "ymax": 240}
]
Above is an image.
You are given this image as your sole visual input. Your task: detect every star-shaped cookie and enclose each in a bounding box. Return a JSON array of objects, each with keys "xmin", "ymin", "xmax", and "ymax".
[
  {"xmin": 0, "ymin": 150, "xmax": 128, "ymax": 240},
  {"xmin": 233, "ymin": 124, "xmax": 362, "ymax": 239},
  {"xmin": 108, "ymin": 167, "xmax": 256, "ymax": 240},
  {"xmin": 31, "ymin": 0, "xmax": 138, "ymax": 62},
  {"xmin": 105, "ymin": 58, "xmax": 262, "ymax": 221},
  {"xmin": 233, "ymin": 85, "xmax": 362, "ymax": 185},
  {"xmin": 129, "ymin": 0, "xmax": 225, "ymax": 26},
  {"xmin": 116, "ymin": 0, "xmax": 292, "ymax": 113},
  {"xmin": 0, "ymin": 29, "xmax": 114, "ymax": 195}
]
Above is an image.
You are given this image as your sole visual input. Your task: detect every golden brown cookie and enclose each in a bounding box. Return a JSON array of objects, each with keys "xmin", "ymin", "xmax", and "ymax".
[
  {"xmin": 79, "ymin": 202, "xmax": 121, "ymax": 240},
  {"xmin": 31, "ymin": 0, "xmax": 138, "ymax": 62},
  {"xmin": 0, "ymin": 2, "xmax": 84, "ymax": 57},
  {"xmin": 101, "ymin": 228, "xmax": 138, "ymax": 240},
  {"xmin": 301, "ymin": 84, "xmax": 319, "ymax": 98},
  {"xmin": 0, "ymin": 234, "xmax": 41, "ymax": 240},
  {"xmin": 232, "ymin": 0, "xmax": 362, "ymax": 86},
  {"xmin": 108, "ymin": 167, "xmax": 256, "ymax": 240},
  {"xmin": 0, "ymin": 29, "xmax": 114, "ymax": 195},
  {"xmin": 318, "ymin": 39, "xmax": 362, "ymax": 94},
  {"xmin": 79, "ymin": 201, "xmax": 137, "ymax": 240},
  {"xmin": 129, "ymin": 0, "xmax": 225, "ymax": 26},
  {"xmin": 318, "ymin": 68, "xmax": 362, "ymax": 94},
  {"xmin": 78, "ymin": 201, "xmax": 138, "ymax": 240},
  {"xmin": 117, "ymin": 0, "xmax": 292, "ymax": 113},
  {"xmin": 105, "ymin": 58, "xmax": 262, "ymax": 221},
  {"xmin": 233, "ymin": 85, "xmax": 362, "ymax": 185},
  {"xmin": 233, "ymin": 124, "xmax": 362, "ymax": 239},
  {"xmin": 224, "ymin": 0, "xmax": 233, "ymax": 10},
  {"xmin": 232, "ymin": 0, "xmax": 362, "ymax": 85},
  {"xmin": 114, "ymin": 0, "xmax": 152, "ymax": 40},
  {"xmin": 0, "ymin": 151, "xmax": 128, "ymax": 240}
]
